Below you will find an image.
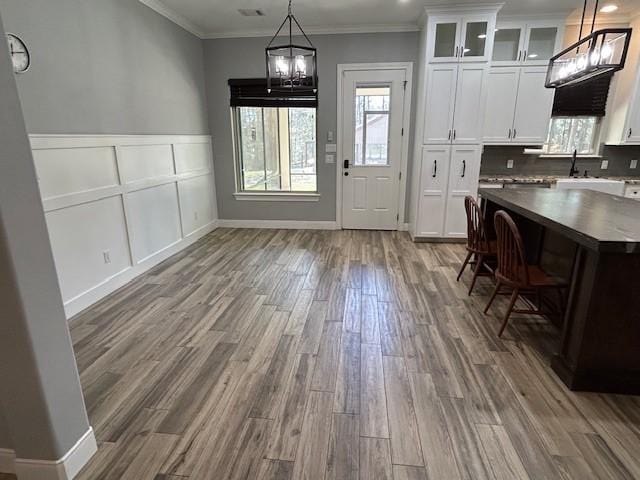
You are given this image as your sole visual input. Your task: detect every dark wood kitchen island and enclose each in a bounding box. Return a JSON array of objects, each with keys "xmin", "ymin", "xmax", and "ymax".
[{"xmin": 481, "ymin": 188, "xmax": 640, "ymax": 394}]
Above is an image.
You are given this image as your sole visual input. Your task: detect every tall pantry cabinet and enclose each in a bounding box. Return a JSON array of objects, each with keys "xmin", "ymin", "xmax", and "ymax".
[{"xmin": 409, "ymin": 4, "xmax": 502, "ymax": 239}]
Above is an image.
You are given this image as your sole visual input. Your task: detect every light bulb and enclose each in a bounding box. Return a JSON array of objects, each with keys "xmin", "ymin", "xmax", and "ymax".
[
  {"xmin": 601, "ymin": 43, "xmax": 613, "ymax": 62},
  {"xmin": 590, "ymin": 48, "xmax": 601, "ymax": 65},
  {"xmin": 576, "ymin": 54, "xmax": 587, "ymax": 71},
  {"xmin": 276, "ymin": 56, "xmax": 289, "ymax": 76},
  {"xmin": 295, "ymin": 55, "xmax": 306, "ymax": 75}
]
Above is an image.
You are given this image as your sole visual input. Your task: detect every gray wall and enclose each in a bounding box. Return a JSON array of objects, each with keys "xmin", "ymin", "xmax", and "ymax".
[
  {"xmin": 0, "ymin": 409, "xmax": 11, "ymax": 450},
  {"xmin": 0, "ymin": 0, "xmax": 209, "ymax": 134},
  {"xmin": 0, "ymin": 10, "xmax": 90, "ymax": 462},
  {"xmin": 203, "ymin": 32, "xmax": 419, "ymax": 222}
]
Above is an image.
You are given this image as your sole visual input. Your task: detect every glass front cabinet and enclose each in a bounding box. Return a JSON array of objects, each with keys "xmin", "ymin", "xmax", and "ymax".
[
  {"xmin": 427, "ymin": 13, "xmax": 497, "ymax": 63},
  {"xmin": 491, "ymin": 20, "xmax": 564, "ymax": 66}
]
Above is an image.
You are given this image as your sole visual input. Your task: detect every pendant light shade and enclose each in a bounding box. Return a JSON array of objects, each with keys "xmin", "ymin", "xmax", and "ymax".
[
  {"xmin": 266, "ymin": 0, "xmax": 317, "ymax": 93},
  {"xmin": 546, "ymin": 0, "xmax": 632, "ymax": 88}
]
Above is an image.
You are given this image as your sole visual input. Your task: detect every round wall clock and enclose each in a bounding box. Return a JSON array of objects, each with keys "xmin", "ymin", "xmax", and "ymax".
[{"xmin": 6, "ymin": 33, "xmax": 30, "ymax": 73}]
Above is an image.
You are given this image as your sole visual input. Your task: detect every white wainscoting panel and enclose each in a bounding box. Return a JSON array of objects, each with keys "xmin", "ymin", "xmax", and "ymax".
[
  {"xmin": 30, "ymin": 134, "xmax": 217, "ymax": 318},
  {"xmin": 178, "ymin": 174, "xmax": 216, "ymax": 237},
  {"xmin": 127, "ymin": 183, "xmax": 182, "ymax": 263},
  {"xmin": 33, "ymin": 146, "xmax": 119, "ymax": 199},
  {"xmin": 118, "ymin": 144, "xmax": 174, "ymax": 183}
]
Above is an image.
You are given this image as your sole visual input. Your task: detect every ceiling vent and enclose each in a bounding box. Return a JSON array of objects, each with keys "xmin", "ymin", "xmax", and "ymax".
[{"xmin": 238, "ymin": 9, "xmax": 266, "ymax": 17}]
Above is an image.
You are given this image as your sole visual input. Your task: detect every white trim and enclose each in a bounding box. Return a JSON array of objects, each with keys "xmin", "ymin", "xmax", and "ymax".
[
  {"xmin": 138, "ymin": 0, "xmax": 205, "ymax": 37},
  {"xmin": 14, "ymin": 427, "xmax": 97, "ymax": 480},
  {"xmin": 233, "ymin": 192, "xmax": 320, "ymax": 202},
  {"xmin": 218, "ymin": 219, "xmax": 338, "ymax": 230},
  {"xmin": 29, "ymin": 134, "xmax": 212, "ymax": 150},
  {"xmin": 202, "ymin": 23, "xmax": 419, "ymax": 39},
  {"xmin": 0, "ymin": 448, "xmax": 16, "ymax": 474},
  {"xmin": 399, "ymin": 223, "xmax": 410, "ymax": 232},
  {"xmin": 64, "ymin": 220, "xmax": 217, "ymax": 318},
  {"xmin": 335, "ymin": 62, "xmax": 413, "ymax": 231}
]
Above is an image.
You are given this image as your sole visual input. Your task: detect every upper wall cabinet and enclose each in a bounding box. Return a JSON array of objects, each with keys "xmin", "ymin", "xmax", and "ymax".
[
  {"xmin": 426, "ymin": 11, "xmax": 498, "ymax": 63},
  {"xmin": 491, "ymin": 20, "xmax": 564, "ymax": 67}
]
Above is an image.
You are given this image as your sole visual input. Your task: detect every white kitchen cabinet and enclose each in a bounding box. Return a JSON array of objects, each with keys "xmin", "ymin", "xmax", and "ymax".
[
  {"xmin": 423, "ymin": 63, "xmax": 487, "ymax": 145},
  {"xmin": 491, "ymin": 20, "xmax": 563, "ymax": 67},
  {"xmin": 444, "ymin": 146, "xmax": 482, "ymax": 238},
  {"xmin": 482, "ymin": 66, "xmax": 553, "ymax": 145},
  {"xmin": 426, "ymin": 10, "xmax": 498, "ymax": 63},
  {"xmin": 415, "ymin": 146, "xmax": 450, "ymax": 237}
]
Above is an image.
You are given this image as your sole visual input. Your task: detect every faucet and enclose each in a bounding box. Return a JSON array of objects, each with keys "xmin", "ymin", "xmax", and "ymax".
[{"xmin": 569, "ymin": 149, "xmax": 579, "ymax": 177}]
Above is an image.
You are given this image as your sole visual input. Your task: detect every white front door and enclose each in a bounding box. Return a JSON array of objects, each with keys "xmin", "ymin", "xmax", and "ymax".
[{"xmin": 341, "ymin": 68, "xmax": 406, "ymax": 230}]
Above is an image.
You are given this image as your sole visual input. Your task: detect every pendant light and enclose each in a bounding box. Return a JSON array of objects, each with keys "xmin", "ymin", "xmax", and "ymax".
[
  {"xmin": 546, "ymin": 0, "xmax": 631, "ymax": 88},
  {"xmin": 265, "ymin": 0, "xmax": 317, "ymax": 93}
]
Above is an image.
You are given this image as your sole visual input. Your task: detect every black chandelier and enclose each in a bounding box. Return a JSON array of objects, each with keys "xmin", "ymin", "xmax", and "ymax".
[
  {"xmin": 546, "ymin": 0, "xmax": 631, "ymax": 88},
  {"xmin": 265, "ymin": 0, "xmax": 317, "ymax": 93}
]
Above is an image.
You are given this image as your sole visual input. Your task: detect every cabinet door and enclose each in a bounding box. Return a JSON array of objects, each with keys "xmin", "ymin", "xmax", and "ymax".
[
  {"xmin": 523, "ymin": 24, "xmax": 560, "ymax": 65},
  {"xmin": 492, "ymin": 23, "xmax": 525, "ymax": 66},
  {"xmin": 460, "ymin": 16, "xmax": 492, "ymax": 62},
  {"xmin": 452, "ymin": 64, "xmax": 487, "ymax": 144},
  {"xmin": 429, "ymin": 19, "xmax": 461, "ymax": 63},
  {"xmin": 444, "ymin": 145, "xmax": 481, "ymax": 238},
  {"xmin": 416, "ymin": 146, "xmax": 450, "ymax": 237},
  {"xmin": 482, "ymin": 67, "xmax": 519, "ymax": 143},
  {"xmin": 423, "ymin": 64, "xmax": 458, "ymax": 144},
  {"xmin": 624, "ymin": 91, "xmax": 640, "ymax": 143},
  {"xmin": 512, "ymin": 67, "xmax": 554, "ymax": 144}
]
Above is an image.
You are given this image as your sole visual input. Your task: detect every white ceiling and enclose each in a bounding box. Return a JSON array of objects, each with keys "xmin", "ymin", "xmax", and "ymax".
[{"xmin": 140, "ymin": 0, "xmax": 640, "ymax": 38}]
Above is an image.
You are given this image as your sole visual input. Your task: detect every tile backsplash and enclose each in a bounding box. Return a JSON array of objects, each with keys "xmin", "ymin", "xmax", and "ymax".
[{"xmin": 480, "ymin": 145, "xmax": 640, "ymax": 177}]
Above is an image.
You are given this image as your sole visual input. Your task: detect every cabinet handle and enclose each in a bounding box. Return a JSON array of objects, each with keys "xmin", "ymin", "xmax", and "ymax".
[
  {"xmin": 461, "ymin": 159, "xmax": 466, "ymax": 178},
  {"xmin": 629, "ymin": 128, "xmax": 633, "ymax": 139},
  {"xmin": 524, "ymin": 50, "xmax": 527, "ymax": 60},
  {"xmin": 518, "ymin": 50, "xmax": 522, "ymax": 61},
  {"xmin": 455, "ymin": 46, "xmax": 459, "ymax": 57},
  {"xmin": 453, "ymin": 129, "xmax": 456, "ymax": 140},
  {"xmin": 448, "ymin": 129, "xmax": 451, "ymax": 140},
  {"xmin": 508, "ymin": 128, "xmax": 511, "ymax": 139},
  {"xmin": 460, "ymin": 45, "xmax": 464, "ymax": 57},
  {"xmin": 513, "ymin": 128, "xmax": 517, "ymax": 139},
  {"xmin": 433, "ymin": 160, "xmax": 438, "ymax": 178}
]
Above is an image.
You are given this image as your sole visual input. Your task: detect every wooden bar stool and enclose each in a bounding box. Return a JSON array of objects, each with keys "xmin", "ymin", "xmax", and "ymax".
[
  {"xmin": 484, "ymin": 210, "xmax": 567, "ymax": 337},
  {"xmin": 457, "ymin": 195, "xmax": 496, "ymax": 295}
]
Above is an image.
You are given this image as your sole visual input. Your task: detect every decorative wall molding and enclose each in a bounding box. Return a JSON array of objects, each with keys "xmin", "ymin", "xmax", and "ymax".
[
  {"xmin": 30, "ymin": 134, "xmax": 218, "ymax": 319},
  {"xmin": 218, "ymin": 219, "xmax": 338, "ymax": 230},
  {"xmin": 13, "ymin": 428, "xmax": 97, "ymax": 480},
  {"xmin": 0, "ymin": 448, "xmax": 16, "ymax": 474}
]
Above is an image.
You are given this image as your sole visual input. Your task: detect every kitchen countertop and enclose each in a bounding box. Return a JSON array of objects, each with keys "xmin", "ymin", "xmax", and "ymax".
[
  {"xmin": 480, "ymin": 188, "xmax": 640, "ymax": 252},
  {"xmin": 480, "ymin": 175, "xmax": 640, "ymax": 185}
]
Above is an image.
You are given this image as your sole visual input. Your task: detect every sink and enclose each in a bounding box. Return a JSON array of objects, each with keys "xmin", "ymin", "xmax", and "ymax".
[{"xmin": 555, "ymin": 178, "xmax": 625, "ymax": 196}]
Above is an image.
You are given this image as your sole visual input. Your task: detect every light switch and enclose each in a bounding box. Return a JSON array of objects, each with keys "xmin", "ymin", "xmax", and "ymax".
[
  {"xmin": 507, "ymin": 159, "xmax": 514, "ymax": 169},
  {"xmin": 327, "ymin": 131, "xmax": 334, "ymax": 142},
  {"xmin": 601, "ymin": 159, "xmax": 609, "ymax": 170},
  {"xmin": 325, "ymin": 154, "xmax": 335, "ymax": 164},
  {"xmin": 631, "ymin": 159, "xmax": 638, "ymax": 169},
  {"xmin": 325, "ymin": 143, "xmax": 337, "ymax": 153}
]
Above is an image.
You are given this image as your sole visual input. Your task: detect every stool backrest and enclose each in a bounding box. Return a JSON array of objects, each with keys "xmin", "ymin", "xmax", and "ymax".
[
  {"xmin": 464, "ymin": 196, "xmax": 490, "ymax": 253},
  {"xmin": 494, "ymin": 210, "xmax": 529, "ymax": 285}
]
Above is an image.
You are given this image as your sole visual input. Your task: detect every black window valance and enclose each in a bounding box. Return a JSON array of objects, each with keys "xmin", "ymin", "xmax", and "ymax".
[
  {"xmin": 228, "ymin": 78, "xmax": 318, "ymax": 108},
  {"xmin": 552, "ymin": 73, "xmax": 612, "ymax": 117}
]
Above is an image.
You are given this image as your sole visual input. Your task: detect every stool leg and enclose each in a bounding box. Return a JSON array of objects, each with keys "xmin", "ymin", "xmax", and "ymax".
[
  {"xmin": 484, "ymin": 280, "xmax": 501, "ymax": 314},
  {"xmin": 457, "ymin": 252, "xmax": 472, "ymax": 282},
  {"xmin": 498, "ymin": 288, "xmax": 519, "ymax": 337},
  {"xmin": 468, "ymin": 254, "xmax": 484, "ymax": 295}
]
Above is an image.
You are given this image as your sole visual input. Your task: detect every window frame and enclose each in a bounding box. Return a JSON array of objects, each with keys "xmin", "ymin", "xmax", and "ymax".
[
  {"xmin": 231, "ymin": 105, "xmax": 319, "ymax": 198},
  {"xmin": 543, "ymin": 115, "xmax": 602, "ymax": 156}
]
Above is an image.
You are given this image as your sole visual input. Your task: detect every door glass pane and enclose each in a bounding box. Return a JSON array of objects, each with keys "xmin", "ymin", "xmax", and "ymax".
[
  {"xmin": 526, "ymin": 27, "xmax": 557, "ymax": 61},
  {"xmin": 493, "ymin": 28, "xmax": 521, "ymax": 61},
  {"xmin": 354, "ymin": 87, "xmax": 390, "ymax": 166},
  {"xmin": 434, "ymin": 23, "xmax": 457, "ymax": 57},
  {"xmin": 463, "ymin": 22, "xmax": 487, "ymax": 57}
]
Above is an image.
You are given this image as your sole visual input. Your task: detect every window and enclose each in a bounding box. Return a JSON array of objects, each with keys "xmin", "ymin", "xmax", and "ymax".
[
  {"xmin": 354, "ymin": 87, "xmax": 390, "ymax": 166},
  {"xmin": 234, "ymin": 106, "xmax": 316, "ymax": 192},
  {"xmin": 546, "ymin": 116, "xmax": 600, "ymax": 155}
]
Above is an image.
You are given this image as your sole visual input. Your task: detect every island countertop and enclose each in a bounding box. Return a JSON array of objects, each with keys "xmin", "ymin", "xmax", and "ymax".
[{"xmin": 480, "ymin": 189, "xmax": 640, "ymax": 253}]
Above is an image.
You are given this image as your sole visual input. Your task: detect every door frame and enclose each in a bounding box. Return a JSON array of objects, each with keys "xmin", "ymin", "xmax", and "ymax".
[{"xmin": 336, "ymin": 62, "xmax": 413, "ymax": 230}]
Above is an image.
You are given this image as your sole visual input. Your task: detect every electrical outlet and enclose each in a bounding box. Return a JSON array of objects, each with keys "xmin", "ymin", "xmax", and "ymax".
[
  {"xmin": 103, "ymin": 251, "xmax": 111, "ymax": 264},
  {"xmin": 327, "ymin": 131, "xmax": 334, "ymax": 142},
  {"xmin": 325, "ymin": 154, "xmax": 335, "ymax": 164},
  {"xmin": 507, "ymin": 159, "xmax": 514, "ymax": 169},
  {"xmin": 601, "ymin": 159, "xmax": 609, "ymax": 170},
  {"xmin": 631, "ymin": 159, "xmax": 638, "ymax": 169}
]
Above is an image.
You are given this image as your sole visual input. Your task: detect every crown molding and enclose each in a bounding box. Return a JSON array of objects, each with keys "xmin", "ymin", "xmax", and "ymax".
[
  {"xmin": 202, "ymin": 23, "xmax": 419, "ymax": 39},
  {"xmin": 424, "ymin": 2, "xmax": 504, "ymax": 15},
  {"xmin": 139, "ymin": 0, "xmax": 206, "ymax": 38},
  {"xmin": 564, "ymin": 11, "xmax": 640, "ymax": 26}
]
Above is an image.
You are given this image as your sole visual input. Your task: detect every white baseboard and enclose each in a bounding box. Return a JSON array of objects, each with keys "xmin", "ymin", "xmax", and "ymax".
[
  {"xmin": 13, "ymin": 427, "xmax": 96, "ymax": 480},
  {"xmin": 0, "ymin": 448, "xmax": 16, "ymax": 474},
  {"xmin": 399, "ymin": 223, "xmax": 410, "ymax": 232},
  {"xmin": 218, "ymin": 219, "xmax": 339, "ymax": 230},
  {"xmin": 64, "ymin": 220, "xmax": 218, "ymax": 318}
]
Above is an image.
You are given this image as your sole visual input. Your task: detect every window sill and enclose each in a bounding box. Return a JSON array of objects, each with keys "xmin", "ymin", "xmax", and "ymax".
[{"xmin": 233, "ymin": 192, "xmax": 321, "ymax": 202}]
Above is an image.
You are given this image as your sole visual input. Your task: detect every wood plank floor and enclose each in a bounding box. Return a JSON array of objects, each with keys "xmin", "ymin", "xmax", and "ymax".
[{"xmin": 69, "ymin": 228, "xmax": 640, "ymax": 480}]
